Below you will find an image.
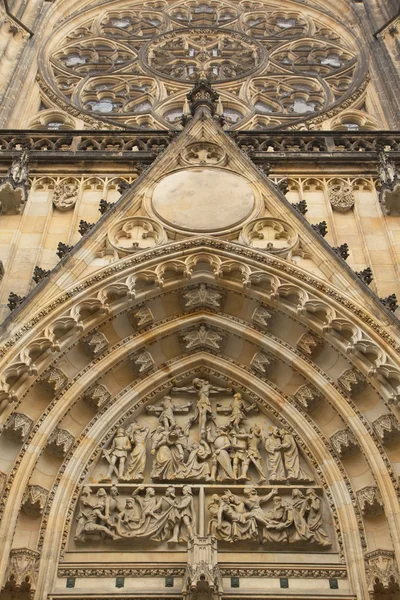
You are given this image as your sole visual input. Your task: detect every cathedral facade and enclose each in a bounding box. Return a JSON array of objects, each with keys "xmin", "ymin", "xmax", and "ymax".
[{"xmin": 0, "ymin": 0, "xmax": 399, "ymax": 599}]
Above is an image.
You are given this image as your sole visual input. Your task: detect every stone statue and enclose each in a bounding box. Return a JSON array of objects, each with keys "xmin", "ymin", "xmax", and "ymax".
[
  {"xmin": 242, "ymin": 486, "xmax": 278, "ymax": 529},
  {"xmin": 75, "ymin": 488, "xmax": 120, "ymax": 542},
  {"xmin": 303, "ymin": 488, "xmax": 331, "ymax": 546},
  {"xmin": 264, "ymin": 427, "xmax": 285, "ymax": 482},
  {"xmin": 207, "ymin": 424, "xmax": 235, "ymax": 481},
  {"xmin": 103, "ymin": 427, "xmax": 131, "ymax": 480},
  {"xmin": 150, "ymin": 425, "xmax": 187, "ymax": 480},
  {"xmin": 247, "ymin": 424, "xmax": 267, "ymax": 483},
  {"xmin": 169, "ymin": 485, "xmax": 196, "ymax": 543},
  {"xmin": 146, "ymin": 395, "xmax": 191, "ymax": 431},
  {"xmin": 231, "ymin": 427, "xmax": 252, "ymax": 480},
  {"xmin": 178, "ymin": 440, "xmax": 212, "ymax": 480},
  {"xmin": 216, "ymin": 392, "xmax": 257, "ymax": 431},
  {"xmin": 9, "ymin": 148, "xmax": 29, "ymax": 186},
  {"xmin": 279, "ymin": 429, "xmax": 313, "ymax": 483},
  {"xmin": 173, "ymin": 378, "xmax": 231, "ymax": 437},
  {"xmin": 123, "ymin": 421, "xmax": 150, "ymax": 482}
]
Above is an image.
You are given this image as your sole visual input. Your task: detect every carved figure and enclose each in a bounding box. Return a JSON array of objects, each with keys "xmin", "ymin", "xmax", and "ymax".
[
  {"xmin": 207, "ymin": 425, "xmax": 235, "ymax": 481},
  {"xmin": 150, "ymin": 425, "xmax": 187, "ymax": 480},
  {"xmin": 242, "ymin": 486, "xmax": 278, "ymax": 529},
  {"xmin": 178, "ymin": 440, "xmax": 212, "ymax": 480},
  {"xmin": 304, "ymin": 489, "xmax": 331, "ymax": 546},
  {"xmin": 173, "ymin": 377, "xmax": 230, "ymax": 437},
  {"xmin": 146, "ymin": 396, "xmax": 191, "ymax": 430},
  {"xmin": 279, "ymin": 429, "xmax": 313, "ymax": 482},
  {"xmin": 182, "ymin": 324, "xmax": 223, "ymax": 351},
  {"xmin": 183, "ymin": 283, "xmax": 221, "ymax": 308},
  {"xmin": 217, "ymin": 490, "xmax": 257, "ymax": 542},
  {"xmin": 119, "ymin": 497, "xmax": 141, "ymax": 531},
  {"xmin": 52, "ymin": 181, "xmax": 79, "ymax": 211},
  {"xmin": 124, "ymin": 421, "xmax": 149, "ymax": 481},
  {"xmin": 9, "ymin": 148, "xmax": 29, "ymax": 185},
  {"xmin": 216, "ymin": 392, "xmax": 257, "ymax": 431},
  {"xmin": 247, "ymin": 424, "xmax": 267, "ymax": 483},
  {"xmin": 169, "ymin": 485, "xmax": 197, "ymax": 543},
  {"xmin": 103, "ymin": 427, "xmax": 131, "ymax": 480},
  {"xmin": 75, "ymin": 488, "xmax": 120, "ymax": 541},
  {"xmin": 231, "ymin": 427, "xmax": 252, "ymax": 480},
  {"xmin": 264, "ymin": 427, "xmax": 285, "ymax": 482}
]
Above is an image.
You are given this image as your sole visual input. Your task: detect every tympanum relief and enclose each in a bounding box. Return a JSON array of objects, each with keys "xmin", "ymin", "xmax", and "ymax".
[{"xmin": 73, "ymin": 378, "xmax": 332, "ymax": 551}]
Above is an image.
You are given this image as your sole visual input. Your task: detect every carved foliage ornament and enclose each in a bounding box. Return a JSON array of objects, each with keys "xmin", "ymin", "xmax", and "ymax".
[
  {"xmin": 107, "ymin": 217, "xmax": 167, "ymax": 255},
  {"xmin": 327, "ymin": 180, "xmax": 355, "ymax": 213},
  {"xmin": 180, "ymin": 142, "xmax": 226, "ymax": 166},
  {"xmin": 52, "ymin": 180, "xmax": 79, "ymax": 212}
]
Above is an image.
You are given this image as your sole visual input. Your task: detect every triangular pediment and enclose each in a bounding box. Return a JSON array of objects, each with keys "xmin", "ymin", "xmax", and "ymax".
[{"xmin": 1, "ymin": 112, "xmax": 396, "ymax": 337}]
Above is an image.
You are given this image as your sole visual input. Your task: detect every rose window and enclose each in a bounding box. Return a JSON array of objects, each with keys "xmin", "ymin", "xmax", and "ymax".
[{"xmin": 42, "ymin": 0, "xmax": 365, "ymax": 130}]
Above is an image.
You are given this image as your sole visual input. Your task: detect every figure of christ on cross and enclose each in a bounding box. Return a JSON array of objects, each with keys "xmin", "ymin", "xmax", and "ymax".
[{"xmin": 172, "ymin": 377, "xmax": 232, "ymax": 438}]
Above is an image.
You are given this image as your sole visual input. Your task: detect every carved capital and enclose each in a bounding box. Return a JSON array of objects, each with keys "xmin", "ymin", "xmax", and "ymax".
[
  {"xmin": 82, "ymin": 332, "xmax": 109, "ymax": 357},
  {"xmin": 297, "ymin": 332, "xmax": 321, "ymax": 357},
  {"xmin": 4, "ymin": 412, "xmax": 34, "ymax": 443},
  {"xmin": 373, "ymin": 415, "xmax": 400, "ymax": 445},
  {"xmin": 41, "ymin": 367, "xmax": 68, "ymax": 394},
  {"xmin": 357, "ymin": 486, "xmax": 384, "ymax": 517},
  {"xmin": 250, "ymin": 352, "xmax": 274, "ymax": 375},
  {"xmin": 4, "ymin": 548, "xmax": 39, "ymax": 595},
  {"xmin": 84, "ymin": 383, "xmax": 111, "ymax": 411},
  {"xmin": 47, "ymin": 428, "xmax": 74, "ymax": 458},
  {"xmin": 330, "ymin": 428, "xmax": 358, "ymax": 458},
  {"xmin": 22, "ymin": 485, "xmax": 48, "ymax": 517},
  {"xmin": 131, "ymin": 351, "xmax": 155, "ymax": 374},
  {"xmin": 366, "ymin": 549, "xmax": 400, "ymax": 597},
  {"xmin": 338, "ymin": 368, "xmax": 365, "ymax": 395},
  {"xmin": 294, "ymin": 383, "xmax": 322, "ymax": 411}
]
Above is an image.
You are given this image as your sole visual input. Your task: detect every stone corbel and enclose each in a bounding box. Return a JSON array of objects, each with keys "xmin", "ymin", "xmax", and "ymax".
[
  {"xmin": 46, "ymin": 428, "xmax": 74, "ymax": 458},
  {"xmin": 181, "ymin": 324, "xmax": 227, "ymax": 352},
  {"xmin": 250, "ymin": 352, "xmax": 274, "ymax": 375},
  {"xmin": 251, "ymin": 306, "xmax": 272, "ymax": 329},
  {"xmin": 330, "ymin": 428, "xmax": 359, "ymax": 458},
  {"xmin": 366, "ymin": 549, "xmax": 400, "ymax": 598},
  {"xmin": 4, "ymin": 412, "xmax": 33, "ymax": 443},
  {"xmin": 22, "ymin": 485, "xmax": 48, "ymax": 517},
  {"xmin": 182, "ymin": 284, "xmax": 222, "ymax": 310},
  {"xmin": 129, "ymin": 306, "xmax": 154, "ymax": 328},
  {"xmin": 84, "ymin": 383, "xmax": 111, "ymax": 411},
  {"xmin": 3, "ymin": 548, "xmax": 39, "ymax": 597}
]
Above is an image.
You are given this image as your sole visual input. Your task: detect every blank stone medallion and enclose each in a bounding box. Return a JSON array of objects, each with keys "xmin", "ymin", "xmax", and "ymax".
[{"xmin": 151, "ymin": 169, "xmax": 255, "ymax": 233}]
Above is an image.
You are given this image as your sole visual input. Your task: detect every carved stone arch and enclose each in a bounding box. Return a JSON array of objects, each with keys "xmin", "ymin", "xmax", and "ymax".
[{"xmin": 1, "ymin": 240, "xmax": 400, "ymax": 599}]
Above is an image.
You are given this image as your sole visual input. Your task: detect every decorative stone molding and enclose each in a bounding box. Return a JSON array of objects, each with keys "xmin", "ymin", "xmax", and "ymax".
[
  {"xmin": 46, "ymin": 428, "xmax": 75, "ymax": 458},
  {"xmin": 338, "ymin": 369, "xmax": 365, "ymax": 395},
  {"xmin": 130, "ymin": 306, "xmax": 154, "ymax": 328},
  {"xmin": 330, "ymin": 428, "xmax": 358, "ymax": 458},
  {"xmin": 380, "ymin": 294, "xmax": 398, "ymax": 313},
  {"xmin": 365, "ymin": 550, "xmax": 400, "ymax": 597},
  {"xmin": 56, "ymin": 242, "xmax": 73, "ymax": 259},
  {"xmin": 292, "ymin": 199, "xmax": 308, "ymax": 215},
  {"xmin": 294, "ymin": 384, "xmax": 322, "ymax": 411},
  {"xmin": 356, "ymin": 486, "xmax": 384, "ymax": 517},
  {"xmin": 183, "ymin": 284, "xmax": 222, "ymax": 310},
  {"xmin": 297, "ymin": 332, "xmax": 321, "ymax": 357},
  {"xmin": 82, "ymin": 332, "xmax": 109, "ymax": 357},
  {"xmin": 356, "ymin": 267, "xmax": 374, "ymax": 286},
  {"xmin": 130, "ymin": 351, "xmax": 155, "ymax": 374},
  {"xmin": 181, "ymin": 324, "xmax": 226, "ymax": 351},
  {"xmin": 22, "ymin": 485, "xmax": 48, "ymax": 517},
  {"xmin": 78, "ymin": 220, "xmax": 95, "ymax": 236},
  {"xmin": 52, "ymin": 181, "xmax": 79, "ymax": 211},
  {"xmin": 239, "ymin": 217, "xmax": 298, "ymax": 257},
  {"xmin": 250, "ymin": 352, "xmax": 273, "ymax": 375},
  {"xmin": 328, "ymin": 180, "xmax": 355, "ymax": 212},
  {"xmin": 251, "ymin": 306, "xmax": 272, "ymax": 329},
  {"xmin": 107, "ymin": 217, "xmax": 167, "ymax": 255},
  {"xmin": 4, "ymin": 413, "xmax": 34, "ymax": 443},
  {"xmin": 0, "ymin": 470, "xmax": 7, "ymax": 498},
  {"xmin": 8, "ymin": 291, "xmax": 25, "ymax": 311},
  {"xmin": 32, "ymin": 266, "xmax": 50, "ymax": 284},
  {"xmin": 182, "ymin": 536, "xmax": 223, "ymax": 600},
  {"xmin": 41, "ymin": 367, "xmax": 68, "ymax": 394},
  {"xmin": 311, "ymin": 221, "xmax": 328, "ymax": 237},
  {"xmin": 372, "ymin": 414, "xmax": 400, "ymax": 445},
  {"xmin": 84, "ymin": 384, "xmax": 112, "ymax": 411},
  {"xmin": 333, "ymin": 243, "xmax": 350, "ymax": 260},
  {"xmin": 99, "ymin": 198, "xmax": 113, "ymax": 214},
  {"xmin": 3, "ymin": 548, "xmax": 39, "ymax": 595}
]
